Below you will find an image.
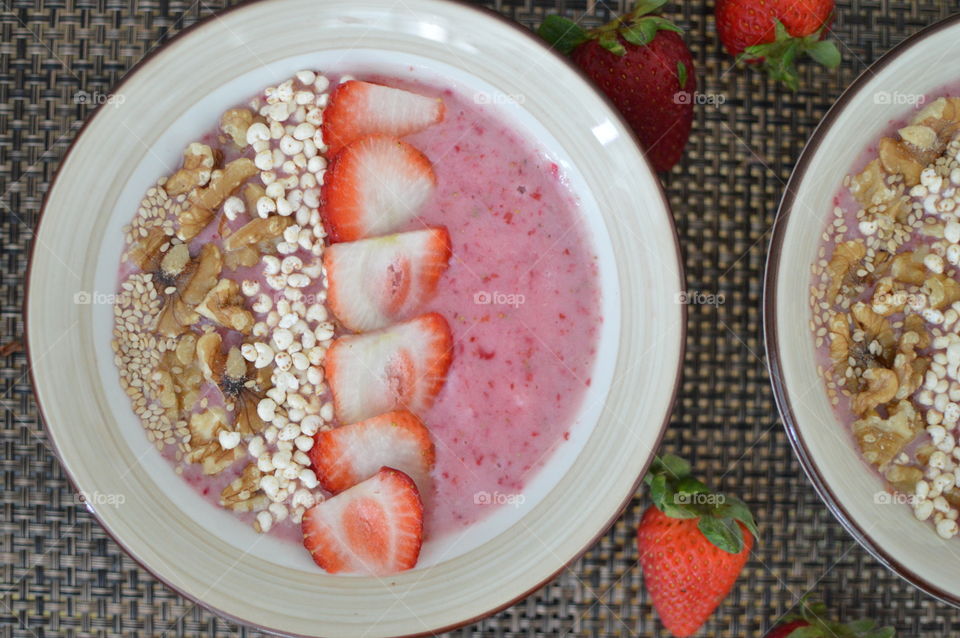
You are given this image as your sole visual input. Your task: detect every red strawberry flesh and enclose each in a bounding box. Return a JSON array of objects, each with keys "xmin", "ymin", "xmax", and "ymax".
[
  {"xmin": 323, "ymin": 80, "xmax": 445, "ymax": 156},
  {"xmin": 309, "ymin": 409, "xmax": 436, "ymax": 495},
  {"xmin": 321, "ymin": 135, "xmax": 437, "ymax": 243},
  {"xmin": 325, "ymin": 313, "xmax": 453, "ymax": 424},
  {"xmin": 324, "ymin": 228, "xmax": 452, "ymax": 332},
  {"xmin": 301, "ymin": 467, "xmax": 423, "ymax": 575}
]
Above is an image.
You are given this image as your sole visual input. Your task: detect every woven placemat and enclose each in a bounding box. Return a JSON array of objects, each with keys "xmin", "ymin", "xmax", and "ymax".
[{"xmin": 4, "ymin": 0, "xmax": 960, "ymax": 635}]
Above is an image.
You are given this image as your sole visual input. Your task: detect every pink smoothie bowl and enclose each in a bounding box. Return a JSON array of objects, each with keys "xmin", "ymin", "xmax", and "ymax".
[
  {"xmin": 765, "ymin": 14, "xmax": 960, "ymax": 610},
  {"xmin": 25, "ymin": 0, "xmax": 685, "ymax": 635}
]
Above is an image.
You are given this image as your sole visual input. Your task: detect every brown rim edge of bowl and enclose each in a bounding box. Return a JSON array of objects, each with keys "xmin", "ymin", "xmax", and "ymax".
[
  {"xmin": 763, "ymin": 13, "xmax": 960, "ymax": 611},
  {"xmin": 23, "ymin": 0, "xmax": 687, "ymax": 636}
]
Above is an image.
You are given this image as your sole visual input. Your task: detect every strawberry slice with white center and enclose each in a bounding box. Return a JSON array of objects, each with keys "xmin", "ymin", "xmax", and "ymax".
[
  {"xmin": 322, "ymin": 80, "xmax": 445, "ymax": 156},
  {"xmin": 326, "ymin": 313, "xmax": 453, "ymax": 424},
  {"xmin": 302, "ymin": 467, "xmax": 423, "ymax": 575},
  {"xmin": 324, "ymin": 228, "xmax": 452, "ymax": 332},
  {"xmin": 321, "ymin": 135, "xmax": 436, "ymax": 243},
  {"xmin": 309, "ymin": 410, "xmax": 435, "ymax": 495}
]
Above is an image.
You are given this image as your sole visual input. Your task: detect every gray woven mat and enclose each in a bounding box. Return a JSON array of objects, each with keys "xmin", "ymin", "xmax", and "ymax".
[{"xmin": 4, "ymin": 0, "xmax": 960, "ymax": 636}]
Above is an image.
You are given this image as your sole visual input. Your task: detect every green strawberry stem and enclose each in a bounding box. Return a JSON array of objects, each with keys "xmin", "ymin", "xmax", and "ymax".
[
  {"xmin": 643, "ymin": 454, "xmax": 759, "ymax": 554},
  {"xmin": 777, "ymin": 595, "xmax": 895, "ymax": 638},
  {"xmin": 539, "ymin": 0, "xmax": 685, "ymax": 80},
  {"xmin": 740, "ymin": 20, "xmax": 840, "ymax": 91}
]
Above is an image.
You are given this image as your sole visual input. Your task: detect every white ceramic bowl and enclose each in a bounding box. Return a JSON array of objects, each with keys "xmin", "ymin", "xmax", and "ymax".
[
  {"xmin": 26, "ymin": 0, "xmax": 685, "ymax": 635},
  {"xmin": 766, "ymin": 15, "xmax": 960, "ymax": 608}
]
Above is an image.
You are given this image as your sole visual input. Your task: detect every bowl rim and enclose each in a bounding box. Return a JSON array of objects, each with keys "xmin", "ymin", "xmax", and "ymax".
[
  {"xmin": 24, "ymin": 0, "xmax": 686, "ymax": 634},
  {"xmin": 764, "ymin": 12, "xmax": 960, "ymax": 610}
]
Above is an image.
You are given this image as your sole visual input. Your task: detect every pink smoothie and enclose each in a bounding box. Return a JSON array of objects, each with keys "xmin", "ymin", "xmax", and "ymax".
[
  {"xmin": 118, "ymin": 73, "xmax": 602, "ymax": 544},
  {"xmin": 381, "ymin": 77, "xmax": 602, "ymax": 537}
]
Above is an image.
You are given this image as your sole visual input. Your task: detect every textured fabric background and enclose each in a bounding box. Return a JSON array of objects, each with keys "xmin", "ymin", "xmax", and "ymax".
[{"xmin": 3, "ymin": 0, "xmax": 960, "ymax": 636}]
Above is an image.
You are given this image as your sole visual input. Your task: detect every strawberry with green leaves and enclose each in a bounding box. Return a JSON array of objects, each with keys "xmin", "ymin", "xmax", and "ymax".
[
  {"xmin": 765, "ymin": 597, "xmax": 895, "ymax": 638},
  {"xmin": 715, "ymin": 0, "xmax": 840, "ymax": 90},
  {"xmin": 539, "ymin": 0, "xmax": 695, "ymax": 172},
  {"xmin": 637, "ymin": 455, "xmax": 758, "ymax": 637}
]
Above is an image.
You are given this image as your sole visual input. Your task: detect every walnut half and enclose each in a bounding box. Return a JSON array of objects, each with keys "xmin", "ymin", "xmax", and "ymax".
[
  {"xmin": 894, "ymin": 331, "xmax": 928, "ymax": 401},
  {"xmin": 850, "ymin": 159, "xmax": 897, "ymax": 207},
  {"xmin": 196, "ymin": 279, "xmax": 255, "ymax": 334},
  {"xmin": 196, "ymin": 332, "xmax": 225, "ymax": 383},
  {"xmin": 165, "ymin": 143, "xmax": 217, "ymax": 196},
  {"xmin": 924, "ymin": 274, "xmax": 960, "ymax": 310},
  {"xmin": 825, "ymin": 240, "xmax": 867, "ymax": 302},
  {"xmin": 220, "ymin": 463, "xmax": 267, "ymax": 512},
  {"xmin": 177, "ymin": 158, "xmax": 257, "ymax": 241},
  {"xmin": 220, "ymin": 108, "xmax": 256, "ymax": 148},
  {"xmin": 852, "ymin": 302, "xmax": 896, "ymax": 361},
  {"xmin": 852, "ymin": 367, "xmax": 899, "ymax": 415},
  {"xmin": 185, "ymin": 407, "xmax": 243, "ymax": 475},
  {"xmin": 853, "ymin": 400, "xmax": 923, "ymax": 468},
  {"xmin": 181, "ymin": 244, "xmax": 223, "ymax": 306},
  {"xmin": 128, "ymin": 226, "xmax": 168, "ymax": 271},
  {"xmin": 223, "ymin": 216, "xmax": 294, "ymax": 252}
]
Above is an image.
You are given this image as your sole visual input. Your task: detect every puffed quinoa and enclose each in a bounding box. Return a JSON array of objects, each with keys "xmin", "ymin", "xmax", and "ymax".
[
  {"xmin": 218, "ymin": 430, "xmax": 241, "ymax": 450},
  {"xmin": 257, "ymin": 397, "xmax": 277, "ymax": 421},
  {"xmin": 300, "ymin": 415, "xmax": 322, "ymax": 436},
  {"xmin": 255, "ymin": 510, "xmax": 273, "ymax": 533},
  {"xmin": 299, "ymin": 468, "xmax": 319, "ymax": 489},
  {"xmin": 937, "ymin": 518, "xmax": 959, "ymax": 539}
]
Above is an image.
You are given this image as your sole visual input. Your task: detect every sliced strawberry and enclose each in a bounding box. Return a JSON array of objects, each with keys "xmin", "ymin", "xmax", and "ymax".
[
  {"xmin": 309, "ymin": 410, "xmax": 435, "ymax": 495},
  {"xmin": 302, "ymin": 467, "xmax": 423, "ymax": 575},
  {"xmin": 321, "ymin": 136, "xmax": 436, "ymax": 242},
  {"xmin": 324, "ymin": 228, "xmax": 451, "ymax": 332},
  {"xmin": 322, "ymin": 81, "xmax": 445, "ymax": 156},
  {"xmin": 326, "ymin": 313, "xmax": 453, "ymax": 424}
]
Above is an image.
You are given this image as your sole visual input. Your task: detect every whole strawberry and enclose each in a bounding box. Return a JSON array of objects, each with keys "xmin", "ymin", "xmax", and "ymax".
[
  {"xmin": 715, "ymin": 0, "xmax": 840, "ymax": 90},
  {"xmin": 539, "ymin": 0, "xmax": 695, "ymax": 172},
  {"xmin": 636, "ymin": 455, "xmax": 758, "ymax": 637},
  {"xmin": 765, "ymin": 597, "xmax": 895, "ymax": 638}
]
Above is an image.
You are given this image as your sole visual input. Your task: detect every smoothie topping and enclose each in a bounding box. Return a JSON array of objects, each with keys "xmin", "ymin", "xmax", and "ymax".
[
  {"xmin": 308, "ymin": 410, "xmax": 436, "ymax": 495},
  {"xmin": 323, "ymin": 227, "xmax": 452, "ymax": 331},
  {"xmin": 302, "ymin": 467, "xmax": 424, "ymax": 576},
  {"xmin": 321, "ymin": 80, "xmax": 445, "ymax": 155},
  {"xmin": 112, "ymin": 71, "xmax": 338, "ymax": 533},
  {"xmin": 325, "ymin": 313, "xmax": 454, "ymax": 425},
  {"xmin": 812, "ymin": 96, "xmax": 960, "ymax": 540},
  {"xmin": 230, "ymin": 72, "xmax": 341, "ymax": 529},
  {"xmin": 115, "ymin": 71, "xmax": 454, "ymax": 557},
  {"xmin": 320, "ymin": 134, "xmax": 437, "ymax": 242}
]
